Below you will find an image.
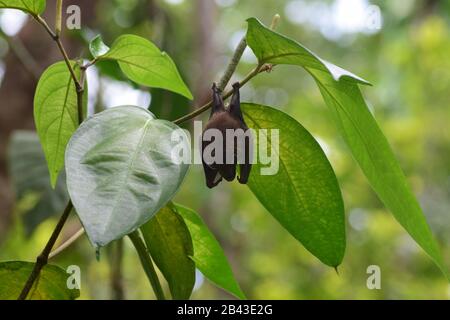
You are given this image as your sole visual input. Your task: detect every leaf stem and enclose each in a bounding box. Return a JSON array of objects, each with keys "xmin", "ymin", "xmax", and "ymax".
[
  {"xmin": 55, "ymin": 0, "xmax": 63, "ymax": 36},
  {"xmin": 173, "ymin": 63, "xmax": 269, "ymax": 125},
  {"xmin": 128, "ymin": 230, "xmax": 166, "ymax": 300},
  {"xmin": 82, "ymin": 58, "xmax": 98, "ymax": 70},
  {"xmin": 18, "ymin": 201, "xmax": 73, "ymax": 300},
  {"xmin": 32, "ymin": 14, "xmax": 55, "ymax": 38},
  {"xmin": 48, "ymin": 227, "xmax": 85, "ymax": 259},
  {"xmin": 33, "ymin": 15, "xmax": 82, "ymax": 91}
]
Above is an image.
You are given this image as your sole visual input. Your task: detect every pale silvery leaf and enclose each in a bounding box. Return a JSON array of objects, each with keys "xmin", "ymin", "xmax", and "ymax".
[{"xmin": 65, "ymin": 106, "xmax": 190, "ymax": 247}]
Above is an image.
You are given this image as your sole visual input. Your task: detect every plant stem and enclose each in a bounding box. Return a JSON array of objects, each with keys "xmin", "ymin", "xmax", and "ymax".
[
  {"xmin": 173, "ymin": 63, "xmax": 269, "ymax": 125},
  {"xmin": 32, "ymin": 14, "xmax": 55, "ymax": 38},
  {"xmin": 217, "ymin": 36, "xmax": 247, "ymax": 91},
  {"xmin": 82, "ymin": 58, "xmax": 98, "ymax": 70},
  {"xmin": 55, "ymin": 0, "xmax": 63, "ymax": 36},
  {"xmin": 33, "ymin": 15, "xmax": 82, "ymax": 91},
  {"xmin": 18, "ymin": 201, "xmax": 73, "ymax": 300},
  {"xmin": 77, "ymin": 67, "xmax": 86, "ymax": 124},
  {"xmin": 128, "ymin": 230, "xmax": 166, "ymax": 300},
  {"xmin": 48, "ymin": 227, "xmax": 85, "ymax": 259},
  {"xmin": 55, "ymin": 37, "xmax": 83, "ymax": 90}
]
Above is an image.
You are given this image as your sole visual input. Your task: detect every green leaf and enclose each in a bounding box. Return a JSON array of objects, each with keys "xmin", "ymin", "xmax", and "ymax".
[
  {"xmin": 34, "ymin": 60, "xmax": 87, "ymax": 188},
  {"xmin": 0, "ymin": 261, "xmax": 79, "ymax": 300},
  {"xmin": 65, "ymin": 106, "xmax": 190, "ymax": 248},
  {"xmin": 246, "ymin": 17, "xmax": 448, "ymax": 278},
  {"xmin": 141, "ymin": 204, "xmax": 195, "ymax": 300},
  {"xmin": 89, "ymin": 35, "xmax": 110, "ymax": 58},
  {"xmin": 174, "ymin": 204, "xmax": 245, "ymax": 299},
  {"xmin": 246, "ymin": 18, "xmax": 369, "ymax": 85},
  {"xmin": 0, "ymin": 0, "xmax": 46, "ymax": 15},
  {"xmin": 242, "ymin": 103, "xmax": 345, "ymax": 267},
  {"xmin": 95, "ymin": 59, "xmax": 132, "ymax": 84},
  {"xmin": 8, "ymin": 131, "xmax": 69, "ymax": 235},
  {"xmin": 97, "ymin": 34, "xmax": 193, "ymax": 100}
]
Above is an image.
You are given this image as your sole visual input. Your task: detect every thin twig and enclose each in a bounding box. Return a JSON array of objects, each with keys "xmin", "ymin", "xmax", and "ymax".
[
  {"xmin": 82, "ymin": 58, "xmax": 98, "ymax": 70},
  {"xmin": 173, "ymin": 63, "xmax": 269, "ymax": 125},
  {"xmin": 33, "ymin": 15, "xmax": 82, "ymax": 91},
  {"xmin": 55, "ymin": 0, "xmax": 63, "ymax": 36},
  {"xmin": 48, "ymin": 228, "xmax": 85, "ymax": 260},
  {"xmin": 128, "ymin": 231, "xmax": 166, "ymax": 300},
  {"xmin": 55, "ymin": 38, "xmax": 82, "ymax": 90},
  {"xmin": 76, "ymin": 67, "xmax": 86, "ymax": 124},
  {"xmin": 18, "ymin": 201, "xmax": 73, "ymax": 299},
  {"xmin": 32, "ymin": 14, "xmax": 55, "ymax": 39},
  {"xmin": 217, "ymin": 36, "xmax": 247, "ymax": 91}
]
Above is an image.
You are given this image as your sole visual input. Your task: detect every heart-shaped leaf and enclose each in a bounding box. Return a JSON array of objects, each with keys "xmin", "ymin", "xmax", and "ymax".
[
  {"xmin": 34, "ymin": 60, "xmax": 87, "ymax": 188},
  {"xmin": 0, "ymin": 0, "xmax": 46, "ymax": 15},
  {"xmin": 242, "ymin": 103, "xmax": 345, "ymax": 267},
  {"xmin": 97, "ymin": 35, "xmax": 193, "ymax": 100},
  {"xmin": 174, "ymin": 204, "xmax": 246, "ymax": 299},
  {"xmin": 141, "ymin": 204, "xmax": 195, "ymax": 300},
  {"xmin": 246, "ymin": 17, "xmax": 447, "ymax": 278},
  {"xmin": 65, "ymin": 106, "xmax": 190, "ymax": 247},
  {"xmin": 0, "ymin": 261, "xmax": 79, "ymax": 300}
]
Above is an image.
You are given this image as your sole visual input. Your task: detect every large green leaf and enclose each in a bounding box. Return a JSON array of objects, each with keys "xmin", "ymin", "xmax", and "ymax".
[
  {"xmin": 174, "ymin": 204, "xmax": 245, "ymax": 299},
  {"xmin": 34, "ymin": 60, "xmax": 87, "ymax": 188},
  {"xmin": 8, "ymin": 131, "xmax": 69, "ymax": 235},
  {"xmin": 97, "ymin": 34, "xmax": 193, "ymax": 100},
  {"xmin": 0, "ymin": 261, "xmax": 79, "ymax": 300},
  {"xmin": 242, "ymin": 103, "xmax": 345, "ymax": 267},
  {"xmin": 0, "ymin": 0, "xmax": 46, "ymax": 15},
  {"xmin": 65, "ymin": 106, "xmax": 190, "ymax": 248},
  {"xmin": 141, "ymin": 204, "xmax": 195, "ymax": 300},
  {"xmin": 246, "ymin": 18, "xmax": 369, "ymax": 86},
  {"xmin": 246, "ymin": 17, "xmax": 448, "ymax": 277}
]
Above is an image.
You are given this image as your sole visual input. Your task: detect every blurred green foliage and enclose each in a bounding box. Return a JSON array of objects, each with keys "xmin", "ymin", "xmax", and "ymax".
[{"xmin": 1, "ymin": 0, "xmax": 449, "ymax": 299}]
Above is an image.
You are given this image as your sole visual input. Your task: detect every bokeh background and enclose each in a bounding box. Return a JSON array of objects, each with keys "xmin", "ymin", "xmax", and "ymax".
[{"xmin": 0, "ymin": 0, "xmax": 449, "ymax": 299}]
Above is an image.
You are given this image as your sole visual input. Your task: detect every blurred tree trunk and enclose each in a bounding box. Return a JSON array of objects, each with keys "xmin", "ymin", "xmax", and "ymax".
[
  {"xmin": 0, "ymin": 0, "xmax": 96, "ymax": 240},
  {"xmin": 109, "ymin": 239, "xmax": 125, "ymax": 300},
  {"xmin": 416, "ymin": 0, "xmax": 439, "ymax": 20},
  {"xmin": 192, "ymin": 0, "xmax": 218, "ymax": 105}
]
